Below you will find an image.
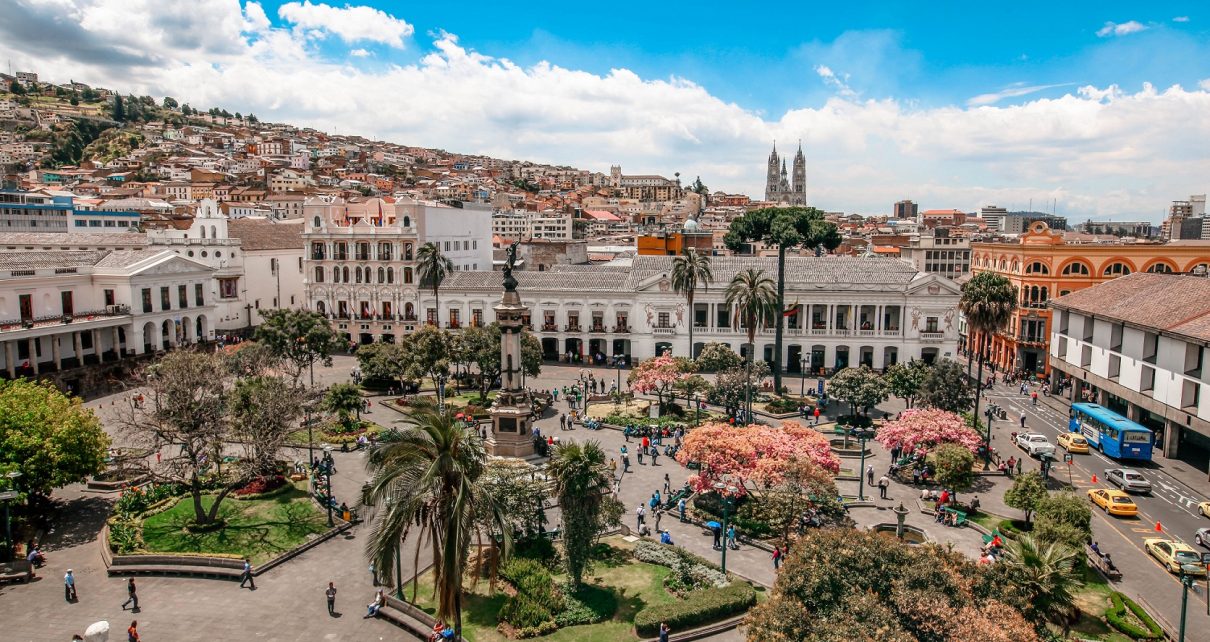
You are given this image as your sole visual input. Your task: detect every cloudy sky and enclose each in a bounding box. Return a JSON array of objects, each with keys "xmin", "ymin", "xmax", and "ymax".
[{"xmin": 3, "ymin": 1, "xmax": 1209, "ymax": 221}]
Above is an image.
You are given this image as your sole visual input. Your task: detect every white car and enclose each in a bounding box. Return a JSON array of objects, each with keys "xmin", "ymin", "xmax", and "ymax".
[{"xmin": 1016, "ymin": 432, "xmax": 1056, "ymax": 457}]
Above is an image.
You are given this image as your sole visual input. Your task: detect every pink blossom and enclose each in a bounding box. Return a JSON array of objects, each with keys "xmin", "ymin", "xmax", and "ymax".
[
  {"xmin": 628, "ymin": 354, "xmax": 685, "ymax": 396},
  {"xmin": 875, "ymin": 408, "xmax": 983, "ymax": 456},
  {"xmin": 676, "ymin": 421, "xmax": 840, "ymax": 496}
]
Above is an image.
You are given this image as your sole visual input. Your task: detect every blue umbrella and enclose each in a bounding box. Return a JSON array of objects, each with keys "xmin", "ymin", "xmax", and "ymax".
[{"xmin": 705, "ymin": 520, "xmax": 721, "ymax": 530}]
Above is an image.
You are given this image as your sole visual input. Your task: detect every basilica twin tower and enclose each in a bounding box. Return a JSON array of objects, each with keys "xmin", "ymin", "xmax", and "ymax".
[{"xmin": 764, "ymin": 142, "xmax": 807, "ymax": 205}]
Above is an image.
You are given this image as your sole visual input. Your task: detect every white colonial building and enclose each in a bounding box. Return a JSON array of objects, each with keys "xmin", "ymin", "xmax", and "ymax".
[{"xmin": 429, "ymin": 256, "xmax": 962, "ymax": 369}]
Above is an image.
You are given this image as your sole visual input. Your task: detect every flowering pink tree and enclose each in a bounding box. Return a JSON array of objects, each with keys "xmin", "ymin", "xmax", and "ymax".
[
  {"xmin": 875, "ymin": 408, "xmax": 983, "ymax": 456},
  {"xmin": 675, "ymin": 421, "xmax": 840, "ymax": 496},
  {"xmin": 628, "ymin": 354, "xmax": 689, "ymax": 413}
]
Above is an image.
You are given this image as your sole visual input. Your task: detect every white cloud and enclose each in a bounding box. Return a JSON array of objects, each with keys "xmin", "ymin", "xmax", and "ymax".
[
  {"xmin": 967, "ymin": 82, "xmax": 1075, "ymax": 106},
  {"xmin": 814, "ymin": 65, "xmax": 858, "ymax": 99},
  {"xmin": 278, "ymin": 1, "xmax": 413, "ymax": 48},
  {"xmin": 349, "ymin": 48, "xmax": 370, "ymax": 57},
  {"xmin": 242, "ymin": 1, "xmax": 270, "ymax": 32},
  {"xmin": 1097, "ymin": 20, "xmax": 1148, "ymax": 37},
  {"xmin": 1200, "ymin": 79, "xmax": 1210, "ymax": 91},
  {"xmin": 1173, "ymin": 16, "xmax": 1190, "ymax": 23},
  {"xmin": 0, "ymin": 1, "xmax": 1207, "ymax": 221}
]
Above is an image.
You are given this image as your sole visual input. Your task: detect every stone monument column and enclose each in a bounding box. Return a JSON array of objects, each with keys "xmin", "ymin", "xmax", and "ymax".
[{"xmin": 487, "ymin": 242, "xmax": 536, "ymax": 458}]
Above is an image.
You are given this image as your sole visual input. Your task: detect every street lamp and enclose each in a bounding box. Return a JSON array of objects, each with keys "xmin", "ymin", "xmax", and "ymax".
[
  {"xmin": 1, "ymin": 471, "xmax": 21, "ymax": 562},
  {"xmin": 322, "ymin": 447, "xmax": 334, "ymax": 527},
  {"xmin": 1179, "ymin": 563, "xmax": 1202, "ymax": 641},
  {"xmin": 799, "ymin": 356, "xmax": 808, "ymax": 398},
  {"xmin": 850, "ymin": 427, "xmax": 875, "ymax": 501},
  {"xmin": 711, "ymin": 481, "xmax": 738, "ymax": 575},
  {"xmin": 613, "ymin": 355, "xmax": 625, "ymax": 405}
]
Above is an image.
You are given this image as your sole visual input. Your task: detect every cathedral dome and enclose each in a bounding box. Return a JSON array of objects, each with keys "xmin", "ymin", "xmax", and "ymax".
[{"xmin": 683, "ymin": 217, "xmax": 700, "ymax": 231}]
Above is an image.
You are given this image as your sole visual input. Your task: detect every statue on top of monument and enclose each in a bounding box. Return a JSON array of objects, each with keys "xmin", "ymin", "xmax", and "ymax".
[{"xmin": 503, "ymin": 240, "xmax": 520, "ymax": 292}]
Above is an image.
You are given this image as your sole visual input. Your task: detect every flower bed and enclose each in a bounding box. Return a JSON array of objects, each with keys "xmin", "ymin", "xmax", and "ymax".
[
  {"xmin": 1106, "ymin": 592, "xmax": 1163, "ymax": 639},
  {"xmin": 633, "ymin": 583, "xmax": 756, "ymax": 638},
  {"xmin": 232, "ymin": 475, "xmax": 288, "ymax": 498}
]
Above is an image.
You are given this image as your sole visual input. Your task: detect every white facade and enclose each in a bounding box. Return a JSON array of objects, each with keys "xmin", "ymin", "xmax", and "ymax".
[
  {"xmin": 897, "ymin": 232, "xmax": 972, "ymax": 279},
  {"xmin": 145, "ymin": 200, "xmax": 247, "ymax": 331},
  {"xmin": 492, "ymin": 211, "xmax": 573, "ymax": 241},
  {"xmin": 417, "ymin": 202, "xmax": 493, "ymax": 272}
]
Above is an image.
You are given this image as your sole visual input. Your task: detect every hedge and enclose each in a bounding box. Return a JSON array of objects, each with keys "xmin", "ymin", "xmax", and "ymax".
[
  {"xmin": 1106, "ymin": 592, "xmax": 1163, "ymax": 639},
  {"xmin": 633, "ymin": 583, "xmax": 756, "ymax": 637}
]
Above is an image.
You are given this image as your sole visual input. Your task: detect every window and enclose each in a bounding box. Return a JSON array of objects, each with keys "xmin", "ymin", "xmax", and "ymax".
[
  {"xmin": 1185, "ymin": 344, "xmax": 1203, "ymax": 377},
  {"xmin": 657, "ymin": 312, "xmax": 670, "ymax": 328},
  {"xmin": 160, "ymin": 287, "xmax": 171, "ymax": 310},
  {"xmin": 473, "ymin": 240, "xmax": 477, "ymax": 250},
  {"xmin": 313, "ymin": 215, "xmax": 321, "ymax": 228},
  {"xmin": 195, "ymin": 283, "xmax": 204, "ymax": 306},
  {"xmin": 141, "ymin": 288, "xmax": 152, "ymax": 313},
  {"xmin": 427, "ymin": 308, "xmax": 438, "ymax": 325},
  {"xmin": 472, "ymin": 309, "xmax": 483, "ymax": 327},
  {"xmin": 377, "ymin": 267, "xmax": 385, "ymax": 283},
  {"xmin": 314, "ymin": 266, "xmax": 324, "ymax": 282},
  {"xmin": 1143, "ymin": 332, "xmax": 1158, "ymax": 364},
  {"xmin": 448, "ymin": 309, "xmax": 461, "ymax": 327},
  {"xmin": 60, "ymin": 291, "xmax": 73, "ymax": 316},
  {"xmin": 403, "ymin": 268, "xmax": 413, "ymax": 284},
  {"xmin": 311, "ymin": 242, "xmax": 325, "ymax": 260},
  {"xmin": 1061, "ymin": 261, "xmax": 1090, "ymax": 276},
  {"xmin": 1146, "ymin": 262, "xmax": 1174, "ymax": 274},
  {"xmin": 178, "ymin": 285, "xmax": 188, "ymax": 308},
  {"xmin": 443, "ymin": 241, "xmax": 450, "ymax": 252},
  {"xmin": 925, "ymin": 316, "xmax": 939, "ymax": 333},
  {"xmin": 1140, "ymin": 365, "xmax": 1155, "ymax": 393},
  {"xmin": 218, "ymin": 278, "xmax": 239, "ymax": 299},
  {"xmin": 404, "ymin": 243, "xmax": 413, "ymax": 260},
  {"xmin": 1103, "ymin": 262, "xmax": 1131, "ymax": 277},
  {"xmin": 104, "ymin": 289, "xmax": 115, "ymax": 306},
  {"xmin": 1025, "ymin": 261, "xmax": 1049, "ymax": 275}
]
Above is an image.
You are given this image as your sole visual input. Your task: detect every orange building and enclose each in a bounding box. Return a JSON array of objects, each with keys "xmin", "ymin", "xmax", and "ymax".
[
  {"xmin": 968, "ymin": 222, "xmax": 1210, "ymax": 375},
  {"xmin": 636, "ymin": 230, "xmax": 713, "ymax": 256}
]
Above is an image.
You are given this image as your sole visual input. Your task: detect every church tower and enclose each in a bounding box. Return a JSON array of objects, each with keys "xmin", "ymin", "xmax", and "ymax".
[
  {"xmin": 764, "ymin": 143, "xmax": 780, "ymax": 202},
  {"xmin": 791, "ymin": 141, "xmax": 806, "ymax": 205}
]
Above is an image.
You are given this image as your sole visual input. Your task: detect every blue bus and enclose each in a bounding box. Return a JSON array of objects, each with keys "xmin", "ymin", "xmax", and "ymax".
[{"xmin": 1071, "ymin": 403, "xmax": 1154, "ymax": 461}]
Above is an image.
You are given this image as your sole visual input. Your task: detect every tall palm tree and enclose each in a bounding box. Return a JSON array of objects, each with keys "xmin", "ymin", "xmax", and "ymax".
[
  {"xmin": 671, "ymin": 248, "xmax": 713, "ymax": 360},
  {"xmin": 959, "ymin": 271, "xmax": 1016, "ymax": 469},
  {"xmin": 1001, "ymin": 535, "xmax": 1084, "ymax": 626},
  {"xmin": 362, "ymin": 409, "xmax": 510, "ymax": 638},
  {"xmin": 546, "ymin": 440, "xmax": 612, "ymax": 588},
  {"xmin": 417, "ymin": 242, "xmax": 453, "ymax": 326},
  {"xmin": 725, "ymin": 269, "xmax": 778, "ymax": 418}
]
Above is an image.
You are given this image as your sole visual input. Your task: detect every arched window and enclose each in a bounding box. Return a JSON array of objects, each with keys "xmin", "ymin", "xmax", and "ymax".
[
  {"xmin": 386, "ymin": 268, "xmax": 394, "ymax": 284},
  {"xmin": 1025, "ymin": 261, "xmax": 1049, "ymax": 275},
  {"xmin": 313, "ymin": 216, "xmax": 322, "ymax": 229},
  {"xmin": 405, "ymin": 302, "xmax": 414, "ymax": 319},
  {"xmin": 316, "ymin": 301, "xmax": 326, "ymax": 315},
  {"xmin": 1061, "ymin": 261, "xmax": 1091, "ymax": 276},
  {"xmin": 377, "ymin": 267, "xmax": 386, "ymax": 283},
  {"xmin": 403, "ymin": 216, "xmax": 411, "ymax": 228},
  {"xmin": 1103, "ymin": 262, "xmax": 1131, "ymax": 277},
  {"xmin": 998, "ymin": 259, "xmax": 1007, "ymax": 270},
  {"xmin": 1010, "ymin": 260, "xmax": 1019, "ymax": 273},
  {"xmin": 1040, "ymin": 287, "xmax": 1048, "ymax": 303},
  {"xmin": 342, "ymin": 266, "xmax": 350, "ymax": 282},
  {"xmin": 1146, "ymin": 262, "xmax": 1174, "ymax": 274},
  {"xmin": 314, "ymin": 266, "xmax": 324, "ymax": 283},
  {"xmin": 355, "ymin": 267, "xmax": 363, "ymax": 284},
  {"xmin": 210, "ymin": 225, "xmax": 217, "ymax": 239},
  {"xmin": 201, "ymin": 226, "xmax": 207, "ymax": 239},
  {"xmin": 404, "ymin": 267, "xmax": 414, "ymax": 284},
  {"xmin": 332, "ymin": 267, "xmax": 340, "ymax": 283},
  {"xmin": 404, "ymin": 243, "xmax": 413, "ymax": 260}
]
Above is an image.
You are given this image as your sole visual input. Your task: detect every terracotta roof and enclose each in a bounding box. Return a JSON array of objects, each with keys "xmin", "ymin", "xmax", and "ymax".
[
  {"xmin": 1049, "ymin": 273, "xmax": 1210, "ymax": 343},
  {"xmin": 0, "ymin": 250, "xmax": 110, "ymax": 269},
  {"xmin": 227, "ymin": 218, "xmax": 305, "ymax": 251}
]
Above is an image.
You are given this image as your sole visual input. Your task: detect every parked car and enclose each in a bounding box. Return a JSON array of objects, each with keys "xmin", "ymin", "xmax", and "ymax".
[
  {"xmin": 1088, "ymin": 488, "xmax": 1138, "ymax": 517},
  {"xmin": 1144, "ymin": 538, "xmax": 1207, "ymax": 576},
  {"xmin": 1057, "ymin": 432, "xmax": 1089, "ymax": 454},
  {"xmin": 1015, "ymin": 432, "xmax": 1055, "ymax": 457},
  {"xmin": 1194, "ymin": 527, "xmax": 1210, "ymax": 549},
  {"xmin": 1105, "ymin": 468, "xmax": 1152, "ymax": 494},
  {"xmin": 1198, "ymin": 502, "xmax": 1210, "ymax": 518}
]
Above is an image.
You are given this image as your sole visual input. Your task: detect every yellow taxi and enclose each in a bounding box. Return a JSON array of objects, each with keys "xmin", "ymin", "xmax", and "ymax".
[
  {"xmin": 1057, "ymin": 432, "xmax": 1089, "ymax": 454},
  {"xmin": 1199, "ymin": 501, "xmax": 1210, "ymax": 518},
  {"xmin": 1088, "ymin": 488, "xmax": 1138, "ymax": 517},
  {"xmin": 1143, "ymin": 538, "xmax": 1208, "ymax": 576}
]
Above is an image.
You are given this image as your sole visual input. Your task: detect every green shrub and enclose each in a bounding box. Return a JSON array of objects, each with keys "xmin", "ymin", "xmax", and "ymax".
[
  {"xmin": 634, "ymin": 583, "xmax": 757, "ymax": 637},
  {"xmin": 634, "ymin": 540, "xmax": 723, "ymax": 572},
  {"xmin": 114, "ymin": 483, "xmax": 185, "ymax": 516},
  {"xmin": 514, "ymin": 536, "xmax": 560, "ymax": 569},
  {"xmin": 553, "ymin": 581, "xmax": 615, "ymax": 627},
  {"xmin": 835, "ymin": 414, "xmax": 873, "ymax": 428},
  {"xmin": 500, "ymin": 594, "xmax": 555, "ymax": 630},
  {"xmin": 498, "ymin": 557, "xmax": 563, "ymax": 630},
  {"xmin": 1106, "ymin": 592, "xmax": 1163, "ymax": 639},
  {"xmin": 692, "ymin": 493, "xmax": 776, "ymax": 539},
  {"xmin": 762, "ymin": 397, "xmax": 809, "ymax": 414},
  {"xmin": 107, "ymin": 517, "xmax": 143, "ymax": 554}
]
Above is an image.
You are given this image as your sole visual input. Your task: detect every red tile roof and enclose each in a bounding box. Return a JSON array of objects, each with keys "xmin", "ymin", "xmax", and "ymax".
[{"xmin": 1049, "ymin": 273, "xmax": 1210, "ymax": 343}]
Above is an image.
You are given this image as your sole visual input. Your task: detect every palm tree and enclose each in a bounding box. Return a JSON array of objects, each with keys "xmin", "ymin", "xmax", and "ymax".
[
  {"xmin": 362, "ymin": 409, "xmax": 510, "ymax": 638},
  {"xmin": 725, "ymin": 269, "xmax": 778, "ymax": 418},
  {"xmin": 671, "ymin": 248, "xmax": 713, "ymax": 360},
  {"xmin": 546, "ymin": 440, "xmax": 612, "ymax": 588},
  {"xmin": 1001, "ymin": 535, "xmax": 1084, "ymax": 626},
  {"xmin": 959, "ymin": 271, "xmax": 1016, "ymax": 469},
  {"xmin": 324, "ymin": 382, "xmax": 363, "ymax": 431},
  {"xmin": 417, "ymin": 242, "xmax": 453, "ymax": 326}
]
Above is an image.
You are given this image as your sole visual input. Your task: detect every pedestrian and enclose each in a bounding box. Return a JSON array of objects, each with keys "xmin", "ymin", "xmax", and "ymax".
[
  {"xmin": 1016, "ymin": 458, "xmax": 1023, "ymax": 476},
  {"xmin": 659, "ymin": 622, "xmax": 671, "ymax": 642},
  {"xmin": 64, "ymin": 569, "xmax": 77, "ymax": 602},
  {"xmin": 727, "ymin": 524, "xmax": 738, "ymax": 549},
  {"xmin": 866, "ymin": 464, "xmax": 874, "ymax": 486},
  {"xmin": 813, "ymin": 407, "xmax": 821, "ymax": 425},
  {"xmin": 609, "ymin": 458, "xmax": 618, "ymax": 478},
  {"xmin": 772, "ymin": 546, "xmax": 782, "ymax": 570},
  {"xmin": 636, "ymin": 503, "xmax": 646, "ymax": 529},
  {"xmin": 663, "ymin": 473, "xmax": 671, "ymax": 494},
  {"xmin": 650, "ymin": 445, "xmax": 659, "ymax": 466},
  {"xmin": 878, "ymin": 474, "xmax": 890, "ymax": 499},
  {"xmin": 654, "ymin": 509, "xmax": 662, "ymax": 532},
  {"xmin": 622, "ymin": 454, "xmax": 630, "ymax": 472},
  {"xmin": 560, "ymin": 414, "xmax": 566, "ymax": 430},
  {"xmin": 121, "ymin": 577, "xmax": 139, "ymax": 611},
  {"xmin": 678, "ymin": 497, "xmax": 687, "ymax": 522},
  {"xmin": 370, "ymin": 562, "xmax": 378, "ymax": 586},
  {"xmin": 239, "ymin": 558, "xmax": 256, "ymax": 589},
  {"xmin": 1031, "ymin": 390, "xmax": 1038, "ymax": 406},
  {"xmin": 326, "ymin": 581, "xmax": 338, "ymax": 616},
  {"xmin": 127, "ymin": 620, "xmax": 139, "ymax": 642},
  {"xmin": 637, "ymin": 445, "xmax": 644, "ymax": 465},
  {"xmin": 711, "ymin": 524, "xmax": 722, "ymax": 550},
  {"xmin": 1019, "ymin": 412, "xmax": 1026, "ymax": 429}
]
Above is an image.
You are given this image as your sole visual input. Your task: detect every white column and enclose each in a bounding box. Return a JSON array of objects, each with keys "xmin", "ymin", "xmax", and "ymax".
[
  {"xmin": 112, "ymin": 327, "xmax": 122, "ymax": 359},
  {"xmin": 4, "ymin": 341, "xmax": 15, "ymax": 378},
  {"xmin": 73, "ymin": 331, "xmax": 84, "ymax": 364},
  {"xmin": 51, "ymin": 334, "xmax": 62, "ymax": 370},
  {"xmin": 27, "ymin": 338, "xmax": 38, "ymax": 375}
]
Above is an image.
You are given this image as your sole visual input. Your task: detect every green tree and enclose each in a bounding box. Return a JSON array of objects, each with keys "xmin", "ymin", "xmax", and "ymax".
[
  {"xmin": 363, "ymin": 409, "xmax": 509, "ymax": 638},
  {"xmin": 162, "ymin": 96, "xmax": 178, "ymax": 108},
  {"xmin": 931, "ymin": 443, "xmax": 976, "ymax": 500},
  {"xmin": 707, "ymin": 362, "xmax": 770, "ymax": 416},
  {"xmin": 724, "ymin": 207, "xmax": 841, "ymax": 391},
  {"xmin": 254, "ymin": 308, "xmax": 343, "ymax": 386},
  {"xmin": 459, "ymin": 323, "xmax": 541, "ymax": 401},
  {"xmin": 9, "ymin": 80, "xmax": 25, "ymax": 95},
  {"xmin": 999, "ymin": 535, "xmax": 1084, "ymax": 627},
  {"xmin": 694, "ymin": 342, "xmax": 742, "ymax": 373},
  {"xmin": 670, "ymin": 247, "xmax": 712, "ymax": 359},
  {"xmin": 417, "ymin": 242, "xmax": 453, "ymax": 321},
  {"xmin": 883, "ymin": 360, "xmax": 928, "ymax": 408},
  {"xmin": 674, "ymin": 374, "xmax": 711, "ymax": 420},
  {"xmin": 917, "ymin": 358, "xmax": 975, "ymax": 413},
  {"xmin": 229, "ymin": 375, "xmax": 307, "ymax": 475},
  {"xmin": 111, "ymin": 94, "xmax": 125, "ymax": 121},
  {"xmin": 0, "ymin": 379, "xmax": 110, "ymax": 499},
  {"xmin": 403, "ymin": 324, "xmax": 453, "ymax": 393},
  {"xmin": 1003, "ymin": 472, "xmax": 1048, "ymax": 524},
  {"xmin": 324, "ymin": 383, "xmax": 364, "ymax": 432},
  {"xmin": 725, "ymin": 268, "xmax": 778, "ymax": 416},
  {"xmin": 828, "ymin": 366, "xmax": 889, "ymax": 418},
  {"xmin": 354, "ymin": 341, "xmax": 408, "ymax": 385},
  {"xmin": 478, "ymin": 458, "xmax": 547, "ymax": 537},
  {"xmin": 1033, "ymin": 492, "xmax": 1091, "ymax": 549},
  {"xmin": 960, "ymin": 272, "xmax": 1016, "ymax": 467},
  {"xmin": 69, "ymin": 95, "xmax": 79, "ymax": 106},
  {"xmin": 547, "ymin": 440, "xmax": 611, "ymax": 588}
]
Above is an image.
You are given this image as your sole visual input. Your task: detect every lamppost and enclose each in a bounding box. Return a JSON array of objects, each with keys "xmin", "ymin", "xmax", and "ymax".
[
  {"xmin": 322, "ymin": 447, "xmax": 334, "ymax": 527},
  {"xmin": 1, "ymin": 471, "xmax": 21, "ymax": 562},
  {"xmin": 613, "ymin": 355, "xmax": 624, "ymax": 405},
  {"xmin": 799, "ymin": 356, "xmax": 808, "ymax": 398},
  {"xmin": 711, "ymin": 482, "xmax": 738, "ymax": 575},
  {"xmin": 436, "ymin": 373, "xmax": 447, "ymax": 415},
  {"xmin": 850, "ymin": 427, "xmax": 875, "ymax": 501},
  {"xmin": 1179, "ymin": 563, "xmax": 1201, "ymax": 641}
]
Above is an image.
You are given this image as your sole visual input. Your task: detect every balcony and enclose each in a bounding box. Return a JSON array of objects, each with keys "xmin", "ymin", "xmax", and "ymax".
[
  {"xmin": 542, "ymin": 324, "xmax": 558, "ymax": 332},
  {"xmin": 565, "ymin": 324, "xmax": 582, "ymax": 332},
  {"xmin": 0, "ymin": 307, "xmax": 133, "ymax": 334},
  {"xmin": 612, "ymin": 325, "xmax": 632, "ymax": 333},
  {"xmin": 447, "ymin": 323, "xmax": 461, "ymax": 330},
  {"xmin": 589, "ymin": 325, "xmax": 607, "ymax": 333},
  {"xmin": 310, "ymin": 253, "xmax": 326, "ymax": 261},
  {"xmin": 653, "ymin": 326, "xmax": 676, "ymax": 336},
  {"xmin": 920, "ymin": 331, "xmax": 944, "ymax": 342}
]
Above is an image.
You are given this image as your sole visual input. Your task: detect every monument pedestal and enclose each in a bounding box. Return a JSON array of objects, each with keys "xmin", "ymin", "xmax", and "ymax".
[
  {"xmin": 486, "ymin": 281, "xmax": 536, "ymax": 459},
  {"xmin": 487, "ymin": 399, "xmax": 534, "ymax": 458}
]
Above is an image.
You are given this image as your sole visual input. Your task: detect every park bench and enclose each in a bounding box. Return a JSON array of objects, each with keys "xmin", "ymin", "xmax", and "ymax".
[
  {"xmin": 541, "ymin": 528, "xmax": 562, "ymax": 541},
  {"xmin": 379, "ymin": 596, "xmax": 451, "ymax": 640},
  {"xmin": 107, "ymin": 554, "xmax": 244, "ymax": 579},
  {"xmin": 1086, "ymin": 545, "xmax": 1122, "ymax": 581},
  {"xmin": 939, "ymin": 507, "xmax": 967, "ymax": 527},
  {"xmin": 0, "ymin": 558, "xmax": 34, "ymax": 583}
]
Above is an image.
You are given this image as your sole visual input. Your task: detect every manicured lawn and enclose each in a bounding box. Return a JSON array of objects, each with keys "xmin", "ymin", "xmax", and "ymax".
[
  {"xmin": 586, "ymin": 400, "xmax": 651, "ymax": 420},
  {"xmin": 407, "ymin": 542, "xmax": 677, "ymax": 642},
  {"xmin": 140, "ymin": 483, "xmax": 329, "ymax": 565}
]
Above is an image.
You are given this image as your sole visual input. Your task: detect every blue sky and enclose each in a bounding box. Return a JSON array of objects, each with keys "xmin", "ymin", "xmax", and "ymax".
[{"xmin": 3, "ymin": 1, "xmax": 1209, "ymax": 220}]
